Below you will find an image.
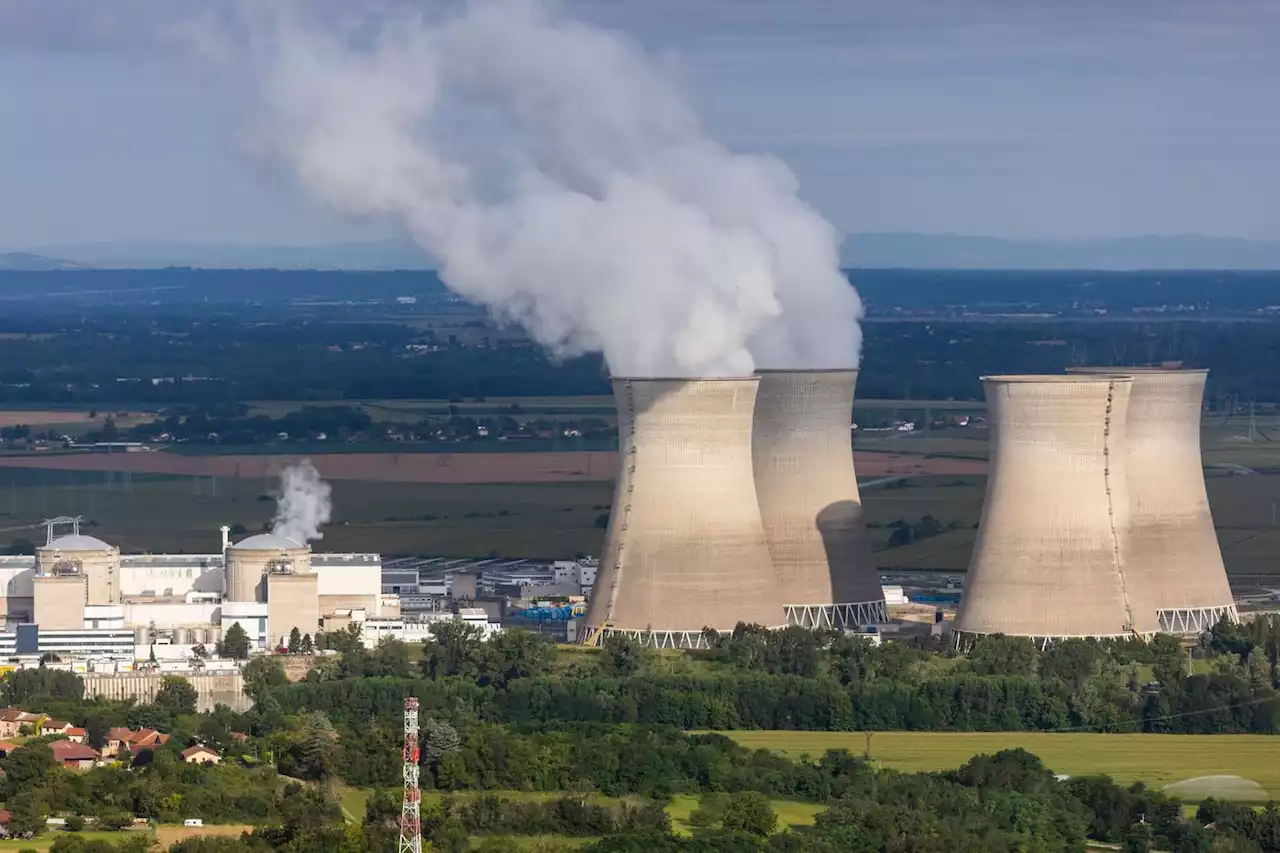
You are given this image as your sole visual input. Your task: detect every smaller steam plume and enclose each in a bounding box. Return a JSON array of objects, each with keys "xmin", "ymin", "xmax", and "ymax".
[{"xmin": 271, "ymin": 459, "xmax": 332, "ymax": 544}]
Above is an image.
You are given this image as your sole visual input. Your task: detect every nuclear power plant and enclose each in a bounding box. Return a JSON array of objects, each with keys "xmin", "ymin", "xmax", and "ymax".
[
  {"xmin": 0, "ymin": 517, "xmax": 394, "ymax": 663},
  {"xmin": 578, "ymin": 377, "xmax": 786, "ymax": 649},
  {"xmin": 953, "ymin": 375, "xmax": 1161, "ymax": 646},
  {"xmin": 1068, "ymin": 367, "xmax": 1237, "ymax": 633},
  {"xmin": 752, "ymin": 369, "xmax": 886, "ymax": 630}
]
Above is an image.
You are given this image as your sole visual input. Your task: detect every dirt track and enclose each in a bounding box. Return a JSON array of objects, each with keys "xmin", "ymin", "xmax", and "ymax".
[{"xmin": 0, "ymin": 450, "xmax": 985, "ymax": 483}]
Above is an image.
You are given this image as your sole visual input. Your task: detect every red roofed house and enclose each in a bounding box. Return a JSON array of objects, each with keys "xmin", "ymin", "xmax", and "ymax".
[
  {"xmin": 181, "ymin": 745, "xmax": 221, "ymax": 765},
  {"xmin": 103, "ymin": 727, "xmax": 134, "ymax": 758},
  {"xmin": 0, "ymin": 742, "xmax": 20, "ymax": 758},
  {"xmin": 127, "ymin": 729, "xmax": 170, "ymax": 751},
  {"xmin": 40, "ymin": 719, "xmax": 72, "ymax": 737},
  {"xmin": 49, "ymin": 739, "xmax": 98, "ymax": 770},
  {"xmin": 0, "ymin": 708, "xmax": 41, "ymax": 739},
  {"xmin": 65, "ymin": 726, "xmax": 87, "ymax": 744}
]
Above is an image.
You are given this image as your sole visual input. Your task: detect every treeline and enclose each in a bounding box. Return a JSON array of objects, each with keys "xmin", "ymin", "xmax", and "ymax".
[
  {"xmin": 7, "ymin": 292, "xmax": 1280, "ymax": 405},
  {"xmin": 156, "ymin": 749, "xmax": 1280, "ymax": 853},
  {"xmin": 262, "ymin": 620, "xmax": 1280, "ymax": 741}
]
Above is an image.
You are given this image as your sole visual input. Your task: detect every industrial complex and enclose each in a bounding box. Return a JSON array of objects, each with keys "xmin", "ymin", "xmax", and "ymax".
[
  {"xmin": 0, "ymin": 519, "xmax": 394, "ymax": 664},
  {"xmin": 0, "ymin": 364, "xmax": 1250, "ymax": 667}
]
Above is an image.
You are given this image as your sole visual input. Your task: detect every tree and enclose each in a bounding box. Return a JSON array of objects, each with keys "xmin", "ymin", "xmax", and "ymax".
[
  {"xmin": 154, "ymin": 676, "xmax": 199, "ymax": 716},
  {"xmin": 421, "ymin": 621, "xmax": 487, "ymax": 679},
  {"xmin": 601, "ymin": 633, "xmax": 646, "ymax": 678},
  {"xmin": 300, "ymin": 633, "xmax": 314, "ymax": 654},
  {"xmin": 1125, "ymin": 821, "xmax": 1153, "ymax": 853},
  {"xmin": 721, "ymin": 792, "xmax": 776, "ymax": 837},
  {"xmin": 420, "ymin": 717, "xmax": 461, "ymax": 771},
  {"xmin": 219, "ymin": 622, "xmax": 251, "ymax": 660},
  {"xmin": 191, "ymin": 643, "xmax": 210, "ymax": 660},
  {"xmin": 481, "ymin": 629, "xmax": 555, "ymax": 687},
  {"xmin": 6, "ymin": 790, "xmax": 44, "ymax": 838},
  {"xmin": 84, "ymin": 713, "xmax": 110, "ymax": 751},
  {"xmin": 148, "ymin": 644, "xmax": 158, "ymax": 664},
  {"xmin": 288, "ymin": 627, "xmax": 302, "ymax": 654}
]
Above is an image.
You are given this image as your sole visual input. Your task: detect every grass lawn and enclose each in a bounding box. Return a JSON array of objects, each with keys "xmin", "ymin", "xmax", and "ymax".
[{"xmin": 719, "ymin": 731, "xmax": 1280, "ymax": 801}]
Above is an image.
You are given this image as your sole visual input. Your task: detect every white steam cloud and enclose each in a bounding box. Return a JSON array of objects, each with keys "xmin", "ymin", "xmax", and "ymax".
[
  {"xmin": 233, "ymin": 0, "xmax": 861, "ymax": 376},
  {"xmin": 271, "ymin": 459, "xmax": 332, "ymax": 544}
]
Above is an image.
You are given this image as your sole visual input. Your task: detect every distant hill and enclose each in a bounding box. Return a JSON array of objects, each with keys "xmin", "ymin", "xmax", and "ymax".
[
  {"xmin": 13, "ymin": 232, "xmax": 1280, "ymax": 271},
  {"xmin": 841, "ymin": 233, "xmax": 1280, "ymax": 270},
  {"xmin": 24, "ymin": 239, "xmax": 434, "ymax": 271},
  {"xmin": 0, "ymin": 252, "xmax": 88, "ymax": 271}
]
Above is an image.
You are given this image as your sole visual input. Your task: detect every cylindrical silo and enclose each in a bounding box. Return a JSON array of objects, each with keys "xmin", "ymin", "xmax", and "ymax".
[
  {"xmin": 134, "ymin": 626, "xmax": 149, "ymax": 645},
  {"xmin": 954, "ymin": 375, "xmax": 1159, "ymax": 645},
  {"xmin": 752, "ymin": 369, "xmax": 886, "ymax": 629},
  {"xmin": 579, "ymin": 377, "xmax": 786, "ymax": 649},
  {"xmin": 1069, "ymin": 367, "xmax": 1236, "ymax": 633},
  {"xmin": 174, "ymin": 627, "xmax": 190, "ymax": 645},
  {"xmin": 224, "ymin": 533, "xmax": 311, "ymax": 602}
]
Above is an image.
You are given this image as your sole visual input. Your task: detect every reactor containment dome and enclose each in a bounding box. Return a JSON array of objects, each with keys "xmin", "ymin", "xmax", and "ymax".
[
  {"xmin": 954, "ymin": 375, "xmax": 1159, "ymax": 646},
  {"xmin": 751, "ymin": 369, "xmax": 886, "ymax": 629},
  {"xmin": 579, "ymin": 377, "xmax": 786, "ymax": 649},
  {"xmin": 1069, "ymin": 367, "xmax": 1236, "ymax": 633}
]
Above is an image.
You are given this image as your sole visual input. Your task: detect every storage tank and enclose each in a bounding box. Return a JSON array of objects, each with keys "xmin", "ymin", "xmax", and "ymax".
[
  {"xmin": 954, "ymin": 375, "xmax": 1160, "ymax": 645},
  {"xmin": 134, "ymin": 626, "xmax": 150, "ymax": 645},
  {"xmin": 36, "ymin": 533, "xmax": 120, "ymax": 605},
  {"xmin": 225, "ymin": 533, "xmax": 312, "ymax": 603},
  {"xmin": 1068, "ymin": 367, "xmax": 1237, "ymax": 633},
  {"xmin": 173, "ymin": 627, "xmax": 190, "ymax": 645},
  {"xmin": 579, "ymin": 377, "xmax": 786, "ymax": 649},
  {"xmin": 752, "ymin": 369, "xmax": 886, "ymax": 629}
]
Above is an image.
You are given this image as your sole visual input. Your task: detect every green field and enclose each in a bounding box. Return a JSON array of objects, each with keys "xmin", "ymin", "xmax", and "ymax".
[{"xmin": 720, "ymin": 732, "xmax": 1280, "ymax": 802}]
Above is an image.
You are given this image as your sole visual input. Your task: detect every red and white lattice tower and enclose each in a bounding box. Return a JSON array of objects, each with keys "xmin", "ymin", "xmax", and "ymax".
[{"xmin": 398, "ymin": 697, "xmax": 421, "ymax": 853}]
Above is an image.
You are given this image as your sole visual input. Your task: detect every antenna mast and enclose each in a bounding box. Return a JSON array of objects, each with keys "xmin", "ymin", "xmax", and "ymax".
[{"xmin": 398, "ymin": 697, "xmax": 421, "ymax": 853}]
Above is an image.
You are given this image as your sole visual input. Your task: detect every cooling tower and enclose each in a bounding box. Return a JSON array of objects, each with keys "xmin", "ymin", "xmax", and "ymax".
[
  {"xmin": 954, "ymin": 375, "xmax": 1159, "ymax": 646},
  {"xmin": 751, "ymin": 369, "xmax": 886, "ymax": 629},
  {"xmin": 1069, "ymin": 367, "xmax": 1236, "ymax": 633},
  {"xmin": 579, "ymin": 377, "xmax": 785, "ymax": 649}
]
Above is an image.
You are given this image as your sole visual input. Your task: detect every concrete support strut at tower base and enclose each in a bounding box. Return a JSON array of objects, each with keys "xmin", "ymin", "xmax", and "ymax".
[{"xmin": 578, "ymin": 377, "xmax": 786, "ymax": 649}]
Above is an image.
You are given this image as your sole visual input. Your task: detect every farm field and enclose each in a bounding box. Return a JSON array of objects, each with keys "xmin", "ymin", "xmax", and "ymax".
[
  {"xmin": 720, "ymin": 732, "xmax": 1280, "ymax": 802},
  {"xmin": 153, "ymin": 823, "xmax": 254, "ymax": 846},
  {"xmin": 0, "ymin": 830, "xmax": 147, "ymax": 851},
  {"xmin": 0, "ymin": 471, "xmax": 613, "ymax": 557}
]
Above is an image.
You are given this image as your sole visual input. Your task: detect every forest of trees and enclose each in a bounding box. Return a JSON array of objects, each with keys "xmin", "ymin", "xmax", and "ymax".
[{"xmin": 2, "ymin": 618, "xmax": 1280, "ymax": 850}]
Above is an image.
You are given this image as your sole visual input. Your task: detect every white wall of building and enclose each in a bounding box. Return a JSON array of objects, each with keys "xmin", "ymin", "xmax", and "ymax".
[
  {"xmin": 119, "ymin": 559, "xmax": 223, "ymax": 598},
  {"xmin": 123, "ymin": 601, "xmax": 222, "ymax": 630},
  {"xmin": 314, "ymin": 559, "xmax": 382, "ymax": 598}
]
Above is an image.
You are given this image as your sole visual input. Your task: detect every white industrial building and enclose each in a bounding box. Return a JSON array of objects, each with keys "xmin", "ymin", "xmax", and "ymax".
[{"xmin": 0, "ymin": 518, "xmax": 398, "ymax": 662}]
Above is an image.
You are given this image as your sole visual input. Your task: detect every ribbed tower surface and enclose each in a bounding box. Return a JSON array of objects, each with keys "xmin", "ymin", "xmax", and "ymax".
[
  {"xmin": 1069, "ymin": 367, "xmax": 1237, "ymax": 634},
  {"xmin": 752, "ymin": 369, "xmax": 886, "ymax": 630},
  {"xmin": 579, "ymin": 377, "xmax": 786, "ymax": 649},
  {"xmin": 954, "ymin": 375, "xmax": 1160, "ymax": 645}
]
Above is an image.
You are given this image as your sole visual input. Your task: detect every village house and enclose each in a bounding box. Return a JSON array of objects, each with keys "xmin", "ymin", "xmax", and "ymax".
[
  {"xmin": 181, "ymin": 745, "xmax": 221, "ymax": 765},
  {"xmin": 103, "ymin": 727, "xmax": 133, "ymax": 758},
  {"xmin": 127, "ymin": 729, "xmax": 170, "ymax": 752},
  {"xmin": 40, "ymin": 719, "xmax": 72, "ymax": 737},
  {"xmin": 0, "ymin": 742, "xmax": 19, "ymax": 759},
  {"xmin": 65, "ymin": 726, "xmax": 86, "ymax": 744},
  {"xmin": 49, "ymin": 739, "xmax": 98, "ymax": 770},
  {"xmin": 0, "ymin": 708, "xmax": 41, "ymax": 739}
]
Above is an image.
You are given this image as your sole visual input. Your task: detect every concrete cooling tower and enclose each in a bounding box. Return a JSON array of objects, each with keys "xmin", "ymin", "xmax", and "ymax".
[
  {"xmin": 954, "ymin": 375, "xmax": 1159, "ymax": 646},
  {"xmin": 579, "ymin": 377, "xmax": 786, "ymax": 649},
  {"xmin": 751, "ymin": 369, "xmax": 886, "ymax": 629},
  {"xmin": 1069, "ymin": 367, "xmax": 1236, "ymax": 633}
]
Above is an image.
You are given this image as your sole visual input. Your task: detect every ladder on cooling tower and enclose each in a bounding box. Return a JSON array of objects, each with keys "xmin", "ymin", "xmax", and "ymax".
[
  {"xmin": 602, "ymin": 380, "xmax": 638, "ymax": 629},
  {"xmin": 1101, "ymin": 380, "xmax": 1138, "ymax": 636}
]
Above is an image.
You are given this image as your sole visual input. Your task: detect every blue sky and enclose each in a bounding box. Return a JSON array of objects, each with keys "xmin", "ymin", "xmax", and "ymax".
[{"xmin": 1, "ymin": 0, "xmax": 1277, "ymax": 247}]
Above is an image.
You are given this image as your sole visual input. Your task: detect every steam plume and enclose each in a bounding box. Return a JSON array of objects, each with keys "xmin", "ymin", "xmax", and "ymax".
[
  {"xmin": 235, "ymin": 0, "xmax": 860, "ymax": 375},
  {"xmin": 271, "ymin": 459, "xmax": 332, "ymax": 544}
]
